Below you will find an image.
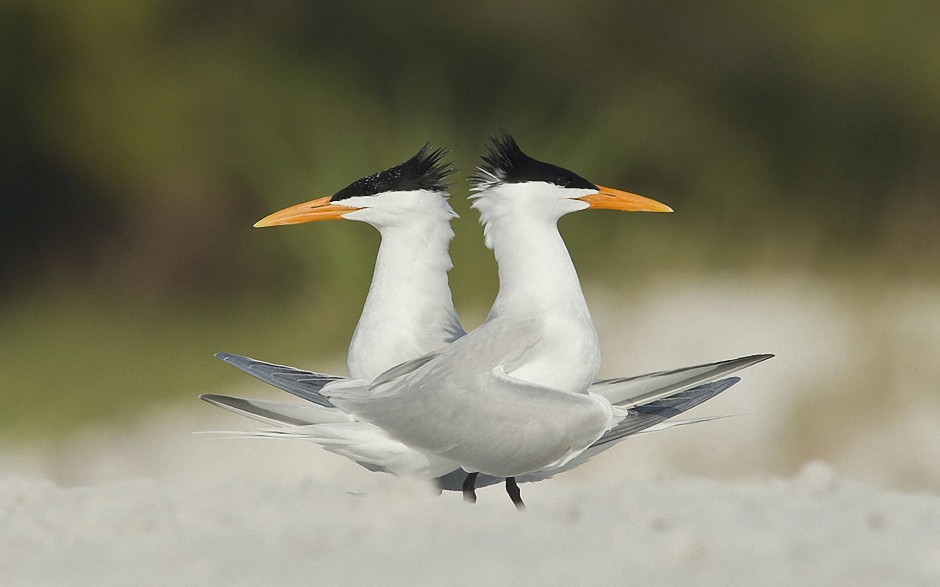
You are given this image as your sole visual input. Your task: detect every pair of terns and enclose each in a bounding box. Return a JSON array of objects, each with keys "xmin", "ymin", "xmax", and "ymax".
[{"xmin": 203, "ymin": 134, "xmax": 771, "ymax": 508}]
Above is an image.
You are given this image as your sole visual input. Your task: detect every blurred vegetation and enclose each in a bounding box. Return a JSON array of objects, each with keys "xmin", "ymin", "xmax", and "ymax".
[{"xmin": 2, "ymin": 0, "xmax": 939, "ymax": 436}]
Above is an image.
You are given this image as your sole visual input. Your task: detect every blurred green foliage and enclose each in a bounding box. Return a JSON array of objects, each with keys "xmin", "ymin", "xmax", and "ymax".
[{"xmin": 2, "ymin": 1, "xmax": 939, "ymax": 435}]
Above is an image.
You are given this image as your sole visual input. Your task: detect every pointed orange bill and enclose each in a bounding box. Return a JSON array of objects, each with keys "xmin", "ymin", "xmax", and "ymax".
[
  {"xmin": 253, "ymin": 196, "xmax": 359, "ymax": 227},
  {"xmin": 578, "ymin": 185, "xmax": 673, "ymax": 213}
]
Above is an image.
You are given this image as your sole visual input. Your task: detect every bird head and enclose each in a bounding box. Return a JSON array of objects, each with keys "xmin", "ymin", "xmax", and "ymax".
[
  {"xmin": 469, "ymin": 132, "xmax": 672, "ymax": 222},
  {"xmin": 254, "ymin": 144, "xmax": 456, "ymax": 230}
]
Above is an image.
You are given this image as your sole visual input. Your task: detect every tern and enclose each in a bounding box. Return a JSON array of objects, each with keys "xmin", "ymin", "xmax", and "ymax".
[
  {"xmin": 253, "ymin": 143, "xmax": 464, "ymax": 379},
  {"xmin": 204, "ymin": 136, "xmax": 773, "ymax": 507}
]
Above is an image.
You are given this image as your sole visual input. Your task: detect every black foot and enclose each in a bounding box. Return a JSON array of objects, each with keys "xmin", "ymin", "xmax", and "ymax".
[
  {"xmin": 506, "ymin": 477, "xmax": 525, "ymax": 511},
  {"xmin": 463, "ymin": 472, "xmax": 478, "ymax": 504}
]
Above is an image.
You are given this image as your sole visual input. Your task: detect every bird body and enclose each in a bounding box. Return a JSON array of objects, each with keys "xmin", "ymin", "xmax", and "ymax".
[
  {"xmin": 205, "ymin": 353, "xmax": 767, "ymax": 483},
  {"xmin": 323, "ymin": 319, "xmax": 621, "ymax": 477}
]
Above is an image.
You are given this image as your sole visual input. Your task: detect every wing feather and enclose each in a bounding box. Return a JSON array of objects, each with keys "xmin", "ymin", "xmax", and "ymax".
[
  {"xmin": 200, "ymin": 394, "xmax": 349, "ymax": 426},
  {"xmin": 591, "ymin": 354, "xmax": 771, "ymax": 407},
  {"xmin": 215, "ymin": 353, "xmax": 340, "ymax": 407}
]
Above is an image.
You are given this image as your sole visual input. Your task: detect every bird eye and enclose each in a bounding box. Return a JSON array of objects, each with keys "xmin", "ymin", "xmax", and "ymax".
[{"xmin": 555, "ymin": 176, "xmax": 570, "ymax": 187}]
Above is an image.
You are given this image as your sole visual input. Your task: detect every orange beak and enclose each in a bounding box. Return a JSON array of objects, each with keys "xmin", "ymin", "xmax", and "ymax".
[
  {"xmin": 577, "ymin": 185, "xmax": 673, "ymax": 213},
  {"xmin": 254, "ymin": 196, "xmax": 359, "ymax": 227}
]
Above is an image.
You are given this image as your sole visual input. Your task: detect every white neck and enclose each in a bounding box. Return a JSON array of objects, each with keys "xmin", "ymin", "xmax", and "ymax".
[
  {"xmin": 475, "ymin": 184, "xmax": 593, "ymax": 321},
  {"xmin": 346, "ymin": 198, "xmax": 464, "ymax": 379},
  {"xmin": 489, "ymin": 216, "xmax": 590, "ymax": 319}
]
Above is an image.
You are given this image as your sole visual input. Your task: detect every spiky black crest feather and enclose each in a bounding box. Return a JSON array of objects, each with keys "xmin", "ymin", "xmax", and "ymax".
[
  {"xmin": 470, "ymin": 132, "xmax": 595, "ymax": 191},
  {"xmin": 332, "ymin": 143, "xmax": 454, "ymax": 201}
]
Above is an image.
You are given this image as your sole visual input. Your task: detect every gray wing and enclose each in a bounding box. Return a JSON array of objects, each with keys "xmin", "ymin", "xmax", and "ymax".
[
  {"xmin": 435, "ymin": 377, "xmax": 740, "ymax": 491},
  {"xmin": 591, "ymin": 376, "xmax": 740, "ymax": 447},
  {"xmin": 200, "ymin": 394, "xmax": 350, "ymax": 427},
  {"xmin": 215, "ymin": 352, "xmax": 341, "ymax": 407},
  {"xmin": 590, "ymin": 354, "xmax": 772, "ymax": 407}
]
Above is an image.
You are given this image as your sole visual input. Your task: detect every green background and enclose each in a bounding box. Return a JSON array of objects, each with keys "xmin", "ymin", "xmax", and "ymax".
[{"xmin": 2, "ymin": 0, "xmax": 939, "ymax": 437}]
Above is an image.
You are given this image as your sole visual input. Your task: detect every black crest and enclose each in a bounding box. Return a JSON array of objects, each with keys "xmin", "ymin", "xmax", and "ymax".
[
  {"xmin": 470, "ymin": 132, "xmax": 595, "ymax": 190},
  {"xmin": 332, "ymin": 144, "xmax": 453, "ymax": 201}
]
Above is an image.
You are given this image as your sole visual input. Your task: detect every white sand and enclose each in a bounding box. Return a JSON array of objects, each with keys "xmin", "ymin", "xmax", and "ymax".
[
  {"xmin": 3, "ymin": 274, "xmax": 940, "ymax": 585},
  {"xmin": 3, "ymin": 412, "xmax": 940, "ymax": 586}
]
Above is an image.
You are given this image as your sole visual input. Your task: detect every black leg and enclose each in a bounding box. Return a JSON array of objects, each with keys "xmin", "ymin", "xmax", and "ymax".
[
  {"xmin": 506, "ymin": 477, "xmax": 525, "ymax": 511},
  {"xmin": 463, "ymin": 472, "xmax": 479, "ymax": 504}
]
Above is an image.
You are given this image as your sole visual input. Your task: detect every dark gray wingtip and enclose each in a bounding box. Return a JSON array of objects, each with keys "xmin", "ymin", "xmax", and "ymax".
[
  {"xmin": 719, "ymin": 353, "xmax": 774, "ymax": 369},
  {"xmin": 199, "ymin": 393, "xmax": 230, "ymax": 409},
  {"xmin": 216, "ymin": 352, "xmax": 266, "ymax": 373},
  {"xmin": 726, "ymin": 353, "xmax": 775, "ymax": 371},
  {"xmin": 598, "ymin": 376, "xmax": 742, "ymax": 445},
  {"xmin": 209, "ymin": 352, "xmax": 340, "ymax": 408}
]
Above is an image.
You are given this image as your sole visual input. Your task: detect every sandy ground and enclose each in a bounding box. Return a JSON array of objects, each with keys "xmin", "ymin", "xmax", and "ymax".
[{"xmin": 3, "ymin": 274, "xmax": 940, "ymax": 585}]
